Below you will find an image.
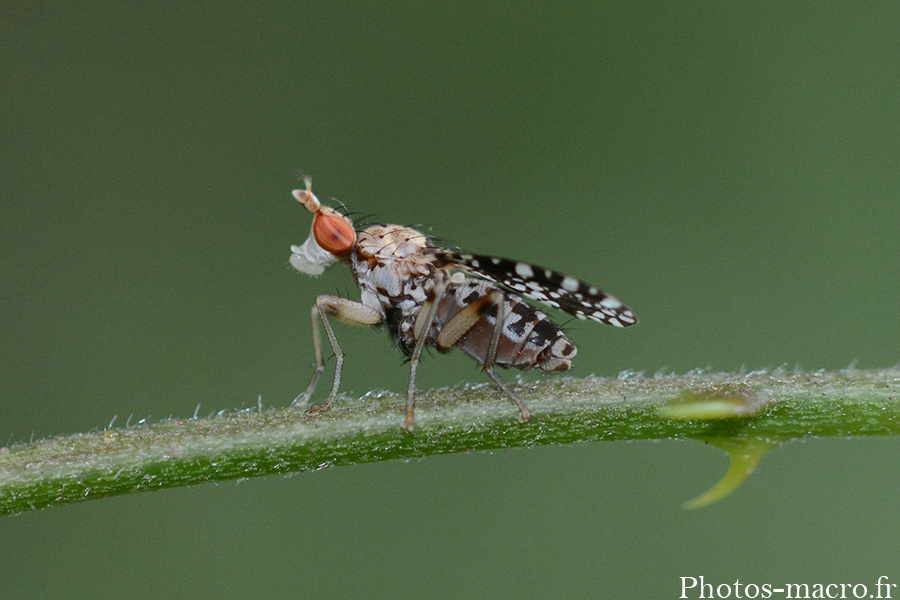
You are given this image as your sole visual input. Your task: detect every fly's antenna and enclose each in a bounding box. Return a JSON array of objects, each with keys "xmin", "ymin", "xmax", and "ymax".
[{"xmin": 293, "ymin": 176, "xmax": 321, "ymax": 213}]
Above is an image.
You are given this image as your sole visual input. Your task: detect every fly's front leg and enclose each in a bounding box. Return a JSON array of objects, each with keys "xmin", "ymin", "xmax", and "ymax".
[
  {"xmin": 291, "ymin": 295, "xmax": 383, "ymax": 414},
  {"xmin": 437, "ymin": 289, "xmax": 532, "ymax": 424},
  {"xmin": 289, "ymin": 301, "xmax": 326, "ymax": 408}
]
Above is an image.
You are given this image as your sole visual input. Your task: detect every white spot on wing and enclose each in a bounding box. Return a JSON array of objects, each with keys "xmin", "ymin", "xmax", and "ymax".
[
  {"xmin": 561, "ymin": 276, "xmax": 579, "ymax": 292},
  {"xmin": 601, "ymin": 297, "xmax": 623, "ymax": 309},
  {"xmin": 515, "ymin": 263, "xmax": 534, "ymax": 278}
]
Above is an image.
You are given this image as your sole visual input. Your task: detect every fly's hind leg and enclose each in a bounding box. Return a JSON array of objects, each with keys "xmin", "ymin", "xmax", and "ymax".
[
  {"xmin": 291, "ymin": 295, "xmax": 383, "ymax": 414},
  {"xmin": 436, "ymin": 289, "xmax": 532, "ymax": 424}
]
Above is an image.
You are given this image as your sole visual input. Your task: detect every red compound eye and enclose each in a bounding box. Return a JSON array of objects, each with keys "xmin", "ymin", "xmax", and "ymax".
[{"xmin": 313, "ymin": 213, "xmax": 356, "ymax": 255}]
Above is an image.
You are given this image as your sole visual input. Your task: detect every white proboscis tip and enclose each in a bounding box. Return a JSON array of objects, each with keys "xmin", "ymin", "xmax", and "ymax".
[{"xmin": 290, "ymin": 228, "xmax": 340, "ymax": 276}]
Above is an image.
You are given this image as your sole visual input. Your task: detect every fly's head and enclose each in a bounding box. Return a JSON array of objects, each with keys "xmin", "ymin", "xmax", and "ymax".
[{"xmin": 289, "ymin": 178, "xmax": 357, "ymax": 276}]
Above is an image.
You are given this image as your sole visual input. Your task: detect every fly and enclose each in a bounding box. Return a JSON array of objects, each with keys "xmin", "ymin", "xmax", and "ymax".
[{"xmin": 288, "ymin": 178, "xmax": 637, "ymax": 432}]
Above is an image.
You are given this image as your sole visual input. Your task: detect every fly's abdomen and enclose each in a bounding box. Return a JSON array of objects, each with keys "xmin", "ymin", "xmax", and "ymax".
[{"xmin": 431, "ymin": 279, "xmax": 577, "ymax": 373}]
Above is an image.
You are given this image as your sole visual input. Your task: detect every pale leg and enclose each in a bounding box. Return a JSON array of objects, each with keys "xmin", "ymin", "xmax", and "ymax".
[
  {"xmin": 402, "ymin": 279, "xmax": 447, "ymax": 433},
  {"xmin": 291, "ymin": 295, "xmax": 383, "ymax": 413}
]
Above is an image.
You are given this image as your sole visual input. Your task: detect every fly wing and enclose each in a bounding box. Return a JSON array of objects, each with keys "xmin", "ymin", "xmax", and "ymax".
[{"xmin": 432, "ymin": 251, "xmax": 637, "ymax": 328}]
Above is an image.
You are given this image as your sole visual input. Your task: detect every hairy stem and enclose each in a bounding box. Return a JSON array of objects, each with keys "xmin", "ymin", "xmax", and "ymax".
[{"xmin": 1, "ymin": 368, "xmax": 898, "ymax": 516}]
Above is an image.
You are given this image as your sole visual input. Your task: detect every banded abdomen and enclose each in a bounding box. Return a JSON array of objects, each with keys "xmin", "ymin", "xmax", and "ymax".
[{"xmin": 429, "ymin": 278, "xmax": 577, "ymax": 373}]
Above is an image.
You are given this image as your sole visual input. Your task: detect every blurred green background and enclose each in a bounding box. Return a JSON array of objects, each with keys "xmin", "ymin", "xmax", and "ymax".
[{"xmin": 2, "ymin": 3, "xmax": 899, "ymax": 598}]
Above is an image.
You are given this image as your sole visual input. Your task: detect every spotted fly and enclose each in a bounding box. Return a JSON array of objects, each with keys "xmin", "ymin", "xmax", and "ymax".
[{"xmin": 289, "ymin": 178, "xmax": 637, "ymax": 431}]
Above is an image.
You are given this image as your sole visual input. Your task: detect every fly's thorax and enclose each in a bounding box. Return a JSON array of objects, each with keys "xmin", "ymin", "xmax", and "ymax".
[
  {"xmin": 350, "ymin": 223, "xmax": 447, "ymax": 334},
  {"xmin": 355, "ymin": 224, "xmax": 432, "ymax": 261}
]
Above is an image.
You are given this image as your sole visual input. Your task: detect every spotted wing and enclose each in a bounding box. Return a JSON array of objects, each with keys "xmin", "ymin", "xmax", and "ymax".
[{"xmin": 432, "ymin": 251, "xmax": 637, "ymax": 328}]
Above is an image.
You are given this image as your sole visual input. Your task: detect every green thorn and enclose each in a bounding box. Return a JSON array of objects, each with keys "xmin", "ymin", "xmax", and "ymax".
[{"xmin": 684, "ymin": 437, "xmax": 780, "ymax": 509}]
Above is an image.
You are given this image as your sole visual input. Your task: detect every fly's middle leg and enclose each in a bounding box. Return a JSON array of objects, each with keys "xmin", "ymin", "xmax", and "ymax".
[{"xmin": 402, "ymin": 278, "xmax": 447, "ymax": 433}]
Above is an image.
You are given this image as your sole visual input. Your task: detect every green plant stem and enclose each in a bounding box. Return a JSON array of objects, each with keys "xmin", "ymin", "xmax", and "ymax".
[{"xmin": 2, "ymin": 368, "xmax": 899, "ymax": 516}]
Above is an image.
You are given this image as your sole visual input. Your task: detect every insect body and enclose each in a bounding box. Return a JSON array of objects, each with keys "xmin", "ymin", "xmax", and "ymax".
[{"xmin": 289, "ymin": 179, "xmax": 637, "ymax": 432}]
